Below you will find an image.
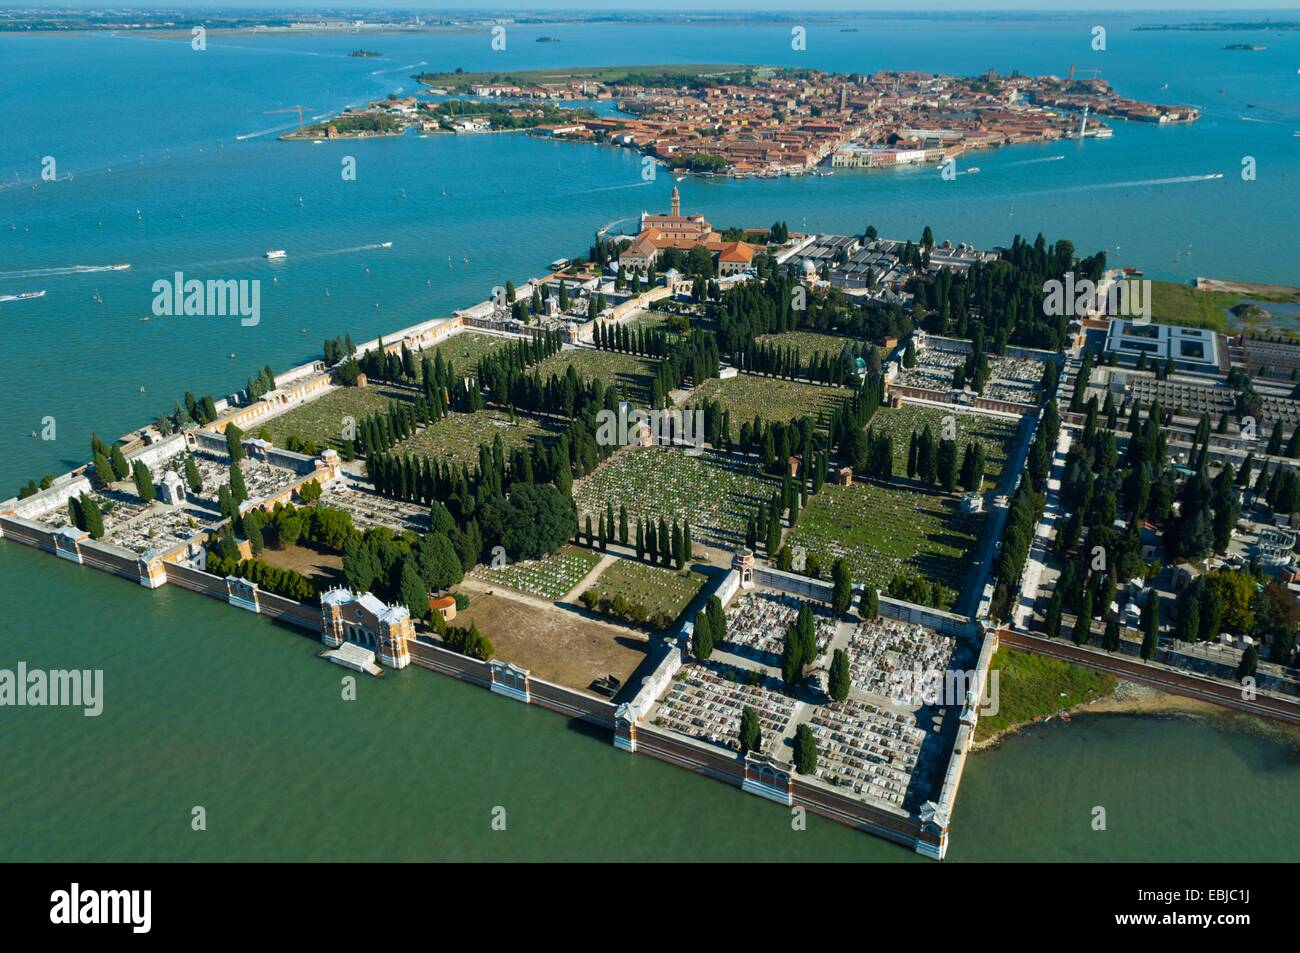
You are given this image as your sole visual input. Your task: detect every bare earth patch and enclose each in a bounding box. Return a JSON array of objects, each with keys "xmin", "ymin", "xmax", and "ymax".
[
  {"xmin": 451, "ymin": 590, "xmax": 649, "ymax": 690},
  {"xmin": 257, "ymin": 542, "xmax": 345, "ymax": 591}
]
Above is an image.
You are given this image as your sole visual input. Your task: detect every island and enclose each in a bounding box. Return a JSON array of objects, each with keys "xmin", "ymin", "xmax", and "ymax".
[
  {"xmin": 9, "ymin": 199, "xmax": 1300, "ymax": 863},
  {"xmin": 403, "ymin": 63, "xmax": 1200, "ymax": 178}
]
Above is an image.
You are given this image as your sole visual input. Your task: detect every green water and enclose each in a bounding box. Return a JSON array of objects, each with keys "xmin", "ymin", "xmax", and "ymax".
[{"xmin": 3, "ymin": 541, "xmax": 1298, "ymax": 861}]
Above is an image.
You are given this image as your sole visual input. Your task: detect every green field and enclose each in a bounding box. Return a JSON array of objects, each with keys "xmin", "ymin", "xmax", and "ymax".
[
  {"xmin": 259, "ymin": 383, "xmax": 412, "ymax": 450},
  {"xmin": 1150, "ymin": 280, "xmax": 1237, "ymax": 332},
  {"xmin": 974, "ymin": 648, "xmax": 1117, "ymax": 743},
  {"xmin": 535, "ymin": 348, "xmax": 662, "ymax": 404},
  {"xmin": 394, "ymin": 409, "xmax": 558, "ymax": 467},
  {"xmin": 420, "ymin": 331, "xmax": 514, "ymax": 376},
  {"xmin": 473, "ymin": 546, "xmax": 601, "ymax": 601},
  {"xmin": 755, "ymin": 330, "xmax": 856, "ymax": 359},
  {"xmin": 870, "ymin": 403, "xmax": 1019, "ymax": 483},
  {"xmin": 574, "ymin": 446, "xmax": 777, "ymax": 549},
  {"xmin": 585, "ymin": 558, "xmax": 706, "ymax": 627},
  {"xmin": 785, "ymin": 481, "xmax": 981, "ymax": 607},
  {"xmin": 692, "ymin": 373, "xmax": 852, "ymax": 424}
]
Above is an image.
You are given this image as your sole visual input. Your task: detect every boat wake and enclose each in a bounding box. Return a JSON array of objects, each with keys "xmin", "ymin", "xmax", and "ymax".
[
  {"xmin": 234, "ymin": 124, "xmax": 298, "ymax": 142},
  {"xmin": 0, "ymin": 264, "xmax": 130, "ymax": 281},
  {"xmin": 597, "ymin": 215, "xmax": 638, "ymax": 236},
  {"xmin": 1031, "ymin": 172, "xmax": 1225, "ymax": 196},
  {"xmin": 371, "ymin": 61, "xmax": 427, "ymax": 76},
  {"xmin": 1007, "ymin": 155, "xmax": 1065, "ymax": 167}
]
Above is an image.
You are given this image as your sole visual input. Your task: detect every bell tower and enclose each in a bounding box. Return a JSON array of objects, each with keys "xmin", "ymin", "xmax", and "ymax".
[{"xmin": 670, "ymin": 186, "xmax": 680, "ymax": 217}]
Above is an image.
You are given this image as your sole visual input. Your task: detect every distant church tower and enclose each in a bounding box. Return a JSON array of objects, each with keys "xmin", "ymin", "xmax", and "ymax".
[
  {"xmin": 840, "ymin": 84, "xmax": 847, "ymax": 111},
  {"xmin": 670, "ymin": 186, "xmax": 680, "ymax": 217}
]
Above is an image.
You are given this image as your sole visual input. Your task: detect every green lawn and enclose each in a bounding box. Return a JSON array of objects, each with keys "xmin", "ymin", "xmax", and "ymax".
[
  {"xmin": 573, "ymin": 445, "xmax": 778, "ymax": 549},
  {"xmin": 420, "ymin": 331, "xmax": 514, "ymax": 377},
  {"xmin": 785, "ymin": 481, "xmax": 981, "ymax": 607},
  {"xmin": 394, "ymin": 409, "xmax": 558, "ymax": 467},
  {"xmin": 755, "ymin": 330, "xmax": 856, "ymax": 359},
  {"xmin": 473, "ymin": 546, "xmax": 602, "ymax": 601},
  {"xmin": 258, "ymin": 383, "xmax": 412, "ymax": 451},
  {"xmin": 974, "ymin": 648, "xmax": 1117, "ymax": 743},
  {"xmin": 585, "ymin": 558, "xmax": 707, "ymax": 627},
  {"xmin": 1150, "ymin": 280, "xmax": 1236, "ymax": 332},
  {"xmin": 691, "ymin": 373, "xmax": 852, "ymax": 424},
  {"xmin": 535, "ymin": 349, "xmax": 662, "ymax": 404},
  {"xmin": 869, "ymin": 403, "xmax": 1019, "ymax": 484}
]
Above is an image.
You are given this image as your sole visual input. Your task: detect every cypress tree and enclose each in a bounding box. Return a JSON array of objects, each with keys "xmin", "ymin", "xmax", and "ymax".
[
  {"xmin": 738, "ymin": 705, "xmax": 761, "ymax": 755},
  {"xmin": 229, "ymin": 461, "xmax": 248, "ymax": 505},
  {"xmin": 829, "ymin": 648, "xmax": 850, "ymax": 702},
  {"xmin": 1072, "ymin": 591, "xmax": 1093, "ymax": 646},
  {"xmin": 184, "ymin": 454, "xmax": 203, "ymax": 494},
  {"xmin": 858, "ymin": 586, "xmax": 879, "ymax": 621},
  {"xmin": 691, "ymin": 610, "xmax": 714, "ymax": 660},
  {"xmin": 132, "ymin": 460, "xmax": 156, "ymax": 503}
]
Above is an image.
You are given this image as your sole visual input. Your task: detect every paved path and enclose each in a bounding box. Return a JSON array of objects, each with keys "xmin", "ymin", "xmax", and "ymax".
[
  {"xmin": 954, "ymin": 410, "xmax": 1039, "ymax": 617},
  {"xmin": 1013, "ymin": 428, "xmax": 1072, "ymax": 629},
  {"xmin": 559, "ymin": 553, "xmax": 617, "ymax": 604}
]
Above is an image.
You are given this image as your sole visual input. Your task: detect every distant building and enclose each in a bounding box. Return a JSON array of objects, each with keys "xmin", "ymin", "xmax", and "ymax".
[
  {"xmin": 1104, "ymin": 319, "xmax": 1220, "ymax": 372},
  {"xmin": 618, "ymin": 187, "xmax": 758, "ymax": 275}
]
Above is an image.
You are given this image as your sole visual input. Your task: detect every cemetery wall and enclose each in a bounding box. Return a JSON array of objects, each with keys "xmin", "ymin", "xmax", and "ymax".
[
  {"xmin": 9, "ymin": 475, "xmax": 93, "ymax": 521},
  {"xmin": 626, "ymin": 644, "xmax": 683, "ymax": 717},
  {"xmin": 530, "ymin": 676, "xmax": 617, "ymax": 727},
  {"xmin": 162, "ymin": 561, "xmax": 229, "ymax": 600},
  {"xmin": 258, "ymin": 591, "xmax": 322, "ymax": 630},
  {"xmin": 407, "ymin": 638, "xmax": 492, "ymax": 688},
  {"xmin": 754, "ymin": 565, "xmax": 977, "ymax": 640},
  {"xmin": 78, "ymin": 539, "xmax": 145, "ymax": 583},
  {"xmin": 791, "ymin": 777, "xmax": 919, "ymax": 847},
  {"xmin": 129, "ymin": 433, "xmax": 187, "ymax": 472},
  {"xmin": 0, "ymin": 515, "xmax": 57, "ymax": 552}
]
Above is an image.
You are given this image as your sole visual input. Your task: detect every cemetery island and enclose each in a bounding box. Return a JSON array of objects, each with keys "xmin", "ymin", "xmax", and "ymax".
[{"xmin": 7, "ymin": 192, "xmax": 1300, "ymax": 860}]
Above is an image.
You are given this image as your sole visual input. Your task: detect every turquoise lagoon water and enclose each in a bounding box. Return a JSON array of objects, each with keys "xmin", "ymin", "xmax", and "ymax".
[{"xmin": 1, "ymin": 13, "xmax": 1298, "ymax": 860}]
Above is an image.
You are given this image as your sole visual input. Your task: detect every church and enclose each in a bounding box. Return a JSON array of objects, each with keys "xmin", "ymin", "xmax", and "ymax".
[{"xmin": 618, "ymin": 187, "xmax": 757, "ymax": 277}]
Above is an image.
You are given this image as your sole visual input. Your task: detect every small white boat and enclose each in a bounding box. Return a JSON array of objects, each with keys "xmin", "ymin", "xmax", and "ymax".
[
  {"xmin": 965, "ymin": 167, "xmax": 981, "ymax": 174},
  {"xmin": 0, "ymin": 290, "xmax": 45, "ymax": 303},
  {"xmin": 379, "ymin": 241, "xmax": 393, "ymax": 248},
  {"xmin": 108, "ymin": 263, "xmax": 131, "ymax": 271},
  {"xmin": 264, "ymin": 249, "xmax": 287, "ymax": 260}
]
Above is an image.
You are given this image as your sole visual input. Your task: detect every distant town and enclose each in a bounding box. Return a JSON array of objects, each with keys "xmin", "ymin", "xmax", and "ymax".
[{"xmin": 281, "ymin": 63, "xmax": 1198, "ymax": 179}]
